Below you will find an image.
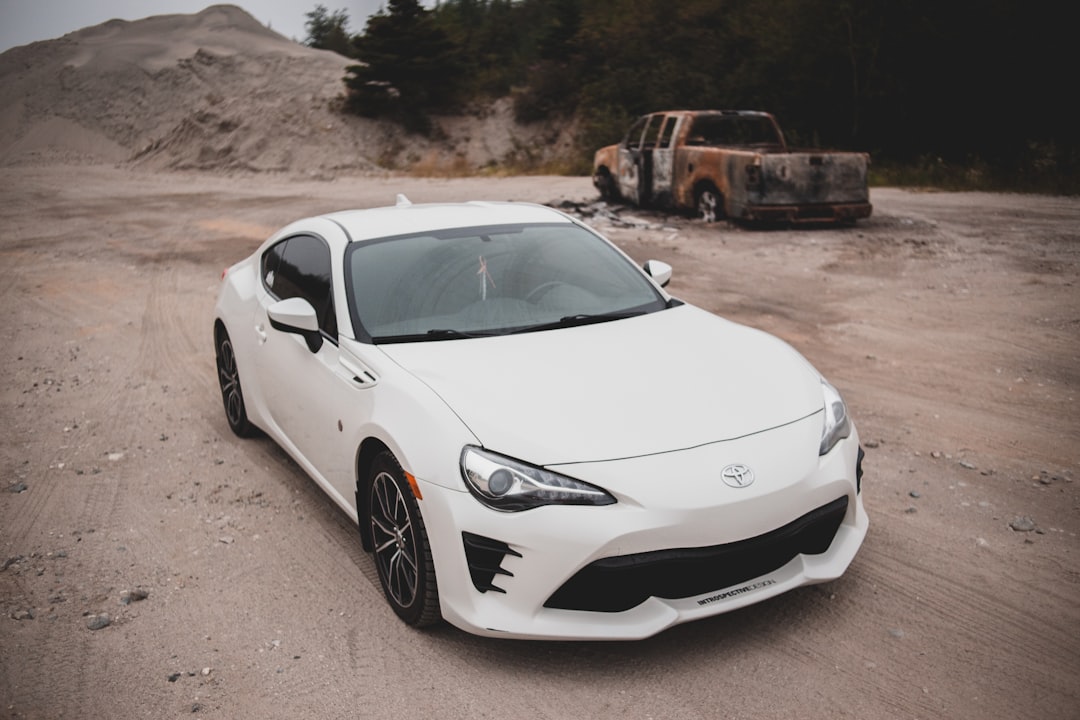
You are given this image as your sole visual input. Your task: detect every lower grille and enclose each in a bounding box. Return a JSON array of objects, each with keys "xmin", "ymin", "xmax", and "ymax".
[{"xmin": 545, "ymin": 496, "xmax": 849, "ymax": 612}]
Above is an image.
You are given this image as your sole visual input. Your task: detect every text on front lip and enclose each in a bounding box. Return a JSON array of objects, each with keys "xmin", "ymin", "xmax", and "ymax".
[{"xmin": 696, "ymin": 579, "xmax": 776, "ymax": 605}]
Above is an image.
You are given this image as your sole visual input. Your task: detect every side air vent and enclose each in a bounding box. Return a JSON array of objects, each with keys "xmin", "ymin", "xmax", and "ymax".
[{"xmin": 462, "ymin": 532, "xmax": 522, "ymax": 594}]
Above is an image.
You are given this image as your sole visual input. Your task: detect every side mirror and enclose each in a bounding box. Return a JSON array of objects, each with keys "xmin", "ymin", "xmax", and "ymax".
[
  {"xmin": 643, "ymin": 260, "xmax": 672, "ymax": 288},
  {"xmin": 268, "ymin": 297, "xmax": 323, "ymax": 353}
]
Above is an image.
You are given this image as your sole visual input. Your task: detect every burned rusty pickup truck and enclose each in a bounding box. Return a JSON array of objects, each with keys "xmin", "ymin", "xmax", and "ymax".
[{"xmin": 593, "ymin": 110, "xmax": 871, "ymax": 224}]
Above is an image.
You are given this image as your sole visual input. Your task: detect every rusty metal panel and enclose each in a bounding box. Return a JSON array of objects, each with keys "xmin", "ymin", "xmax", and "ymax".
[{"xmin": 754, "ymin": 153, "xmax": 870, "ymax": 206}]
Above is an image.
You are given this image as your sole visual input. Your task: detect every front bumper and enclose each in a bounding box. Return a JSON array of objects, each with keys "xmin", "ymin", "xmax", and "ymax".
[{"xmin": 417, "ymin": 421, "xmax": 866, "ymax": 640}]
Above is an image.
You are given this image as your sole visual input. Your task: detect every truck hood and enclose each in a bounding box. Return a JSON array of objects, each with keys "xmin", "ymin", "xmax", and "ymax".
[{"xmin": 378, "ymin": 305, "xmax": 824, "ymax": 465}]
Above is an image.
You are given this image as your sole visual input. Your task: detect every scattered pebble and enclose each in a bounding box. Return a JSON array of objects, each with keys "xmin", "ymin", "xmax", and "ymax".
[
  {"xmin": 909, "ymin": 491, "xmax": 921, "ymax": 499},
  {"xmin": 120, "ymin": 588, "xmax": 150, "ymax": 605},
  {"xmin": 904, "ymin": 506, "xmax": 918, "ymax": 514},
  {"xmin": 168, "ymin": 672, "xmax": 181, "ymax": 683},
  {"xmin": 1009, "ymin": 517, "xmax": 1036, "ymax": 532},
  {"xmin": 86, "ymin": 614, "xmax": 111, "ymax": 631},
  {"xmin": 11, "ymin": 609, "xmax": 34, "ymax": 621},
  {"xmin": 959, "ymin": 460, "xmax": 976, "ymax": 470},
  {"xmin": 888, "ymin": 628, "xmax": 905, "ymax": 639},
  {"xmin": 8, "ymin": 482, "xmax": 28, "ymax": 494}
]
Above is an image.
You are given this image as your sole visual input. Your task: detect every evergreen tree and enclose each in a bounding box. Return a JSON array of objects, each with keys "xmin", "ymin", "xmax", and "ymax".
[
  {"xmin": 303, "ymin": 4, "xmax": 352, "ymax": 57},
  {"xmin": 344, "ymin": 0, "xmax": 462, "ymax": 134}
]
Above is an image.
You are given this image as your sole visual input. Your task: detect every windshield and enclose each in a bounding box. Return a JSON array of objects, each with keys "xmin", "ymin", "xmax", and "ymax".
[
  {"xmin": 346, "ymin": 222, "xmax": 667, "ymax": 343},
  {"xmin": 686, "ymin": 115, "xmax": 782, "ymax": 148}
]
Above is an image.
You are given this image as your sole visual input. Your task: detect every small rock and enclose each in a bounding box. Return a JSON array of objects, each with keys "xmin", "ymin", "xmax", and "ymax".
[
  {"xmin": 201, "ymin": 667, "xmax": 211, "ymax": 676},
  {"xmin": 168, "ymin": 672, "xmax": 181, "ymax": 683},
  {"xmin": 1010, "ymin": 517, "xmax": 1037, "ymax": 532},
  {"xmin": 909, "ymin": 491, "xmax": 921, "ymax": 499},
  {"xmin": 192, "ymin": 703, "xmax": 202, "ymax": 713},
  {"xmin": 8, "ymin": 482, "xmax": 27, "ymax": 493},
  {"xmin": 959, "ymin": 460, "xmax": 977, "ymax": 470},
  {"xmin": 86, "ymin": 614, "xmax": 111, "ymax": 631},
  {"xmin": 976, "ymin": 537, "xmax": 990, "ymax": 548},
  {"xmin": 1, "ymin": 555, "xmax": 23, "ymax": 572},
  {"xmin": 218, "ymin": 536, "xmax": 234, "ymax": 545},
  {"xmin": 11, "ymin": 609, "xmax": 34, "ymax": 621},
  {"xmin": 930, "ymin": 451, "xmax": 942, "ymax": 459},
  {"xmin": 904, "ymin": 506, "xmax": 918, "ymax": 514},
  {"xmin": 120, "ymin": 588, "xmax": 149, "ymax": 605},
  {"xmin": 888, "ymin": 628, "xmax": 905, "ymax": 639},
  {"xmin": 864, "ymin": 440, "xmax": 880, "ymax": 449}
]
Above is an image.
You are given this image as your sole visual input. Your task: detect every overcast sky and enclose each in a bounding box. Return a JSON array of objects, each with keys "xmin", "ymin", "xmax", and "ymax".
[{"xmin": 0, "ymin": 0, "xmax": 423, "ymax": 53}]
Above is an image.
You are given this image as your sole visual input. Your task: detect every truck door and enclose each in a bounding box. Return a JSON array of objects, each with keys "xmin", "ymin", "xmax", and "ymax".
[
  {"xmin": 650, "ymin": 115, "xmax": 681, "ymax": 206},
  {"xmin": 617, "ymin": 115, "xmax": 650, "ymax": 204}
]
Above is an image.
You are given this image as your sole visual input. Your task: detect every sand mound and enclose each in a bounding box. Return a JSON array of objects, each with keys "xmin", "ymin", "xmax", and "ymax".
[{"xmin": 0, "ymin": 4, "xmax": 575, "ymax": 174}]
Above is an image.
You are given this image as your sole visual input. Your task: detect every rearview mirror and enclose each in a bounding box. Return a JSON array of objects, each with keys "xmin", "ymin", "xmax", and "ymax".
[
  {"xmin": 268, "ymin": 297, "xmax": 323, "ymax": 353},
  {"xmin": 643, "ymin": 260, "xmax": 672, "ymax": 288}
]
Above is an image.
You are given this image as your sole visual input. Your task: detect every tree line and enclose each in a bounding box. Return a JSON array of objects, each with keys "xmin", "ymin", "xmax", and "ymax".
[{"xmin": 306, "ymin": 0, "xmax": 1073, "ymax": 190}]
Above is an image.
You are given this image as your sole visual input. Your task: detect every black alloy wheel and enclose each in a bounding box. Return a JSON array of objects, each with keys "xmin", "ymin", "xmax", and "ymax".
[
  {"xmin": 215, "ymin": 326, "xmax": 255, "ymax": 437},
  {"xmin": 368, "ymin": 451, "xmax": 440, "ymax": 627}
]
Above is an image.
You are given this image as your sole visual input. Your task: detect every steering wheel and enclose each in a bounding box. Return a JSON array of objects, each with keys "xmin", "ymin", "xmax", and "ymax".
[{"xmin": 525, "ymin": 281, "xmax": 567, "ymax": 304}]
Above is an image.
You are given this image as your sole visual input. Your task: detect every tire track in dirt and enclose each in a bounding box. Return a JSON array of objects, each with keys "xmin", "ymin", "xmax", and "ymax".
[{"xmin": 843, "ymin": 522, "xmax": 1080, "ymax": 718}]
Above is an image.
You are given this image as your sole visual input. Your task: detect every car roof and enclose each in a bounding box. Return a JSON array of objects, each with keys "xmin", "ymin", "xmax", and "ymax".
[{"xmin": 323, "ymin": 201, "xmax": 573, "ymax": 244}]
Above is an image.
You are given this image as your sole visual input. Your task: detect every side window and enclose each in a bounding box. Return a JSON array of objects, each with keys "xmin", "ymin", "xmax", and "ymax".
[
  {"xmin": 622, "ymin": 116, "xmax": 649, "ymax": 149},
  {"xmin": 658, "ymin": 116, "xmax": 677, "ymax": 148},
  {"xmin": 641, "ymin": 115, "xmax": 663, "ymax": 148},
  {"xmin": 263, "ymin": 235, "xmax": 337, "ymax": 340},
  {"xmin": 262, "ymin": 241, "xmax": 285, "ymax": 291}
]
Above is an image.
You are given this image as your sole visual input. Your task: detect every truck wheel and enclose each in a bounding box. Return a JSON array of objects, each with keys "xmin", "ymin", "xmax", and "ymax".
[
  {"xmin": 696, "ymin": 185, "xmax": 723, "ymax": 223},
  {"xmin": 595, "ymin": 168, "xmax": 619, "ymax": 201}
]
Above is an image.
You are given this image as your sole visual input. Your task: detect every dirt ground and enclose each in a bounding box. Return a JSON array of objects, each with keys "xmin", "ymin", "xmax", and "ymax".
[{"xmin": 1, "ymin": 165, "xmax": 1077, "ymax": 719}]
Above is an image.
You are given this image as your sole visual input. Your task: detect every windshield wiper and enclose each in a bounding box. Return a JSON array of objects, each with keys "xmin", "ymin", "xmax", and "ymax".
[
  {"xmin": 426, "ymin": 328, "xmax": 477, "ymax": 339},
  {"xmin": 510, "ymin": 310, "xmax": 646, "ymax": 334},
  {"xmin": 372, "ymin": 328, "xmax": 492, "ymax": 343}
]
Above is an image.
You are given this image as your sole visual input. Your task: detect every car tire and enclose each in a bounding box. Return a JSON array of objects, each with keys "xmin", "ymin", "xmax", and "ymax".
[
  {"xmin": 595, "ymin": 167, "xmax": 619, "ymax": 202},
  {"xmin": 214, "ymin": 325, "xmax": 256, "ymax": 438},
  {"xmin": 696, "ymin": 185, "xmax": 724, "ymax": 223},
  {"xmin": 367, "ymin": 451, "xmax": 440, "ymax": 627}
]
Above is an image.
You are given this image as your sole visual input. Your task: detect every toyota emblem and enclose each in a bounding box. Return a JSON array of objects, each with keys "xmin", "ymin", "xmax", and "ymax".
[{"xmin": 721, "ymin": 464, "xmax": 755, "ymax": 488}]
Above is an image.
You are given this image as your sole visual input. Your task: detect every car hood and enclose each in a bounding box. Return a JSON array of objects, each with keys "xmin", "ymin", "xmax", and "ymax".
[{"xmin": 378, "ymin": 305, "xmax": 824, "ymax": 465}]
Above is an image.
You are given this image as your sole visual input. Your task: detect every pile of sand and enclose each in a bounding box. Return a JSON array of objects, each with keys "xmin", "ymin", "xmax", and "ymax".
[{"xmin": 0, "ymin": 4, "xmax": 575, "ymax": 174}]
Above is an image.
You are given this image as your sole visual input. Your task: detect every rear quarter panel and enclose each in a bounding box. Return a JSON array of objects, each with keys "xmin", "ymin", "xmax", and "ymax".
[{"xmin": 754, "ymin": 152, "xmax": 870, "ymax": 206}]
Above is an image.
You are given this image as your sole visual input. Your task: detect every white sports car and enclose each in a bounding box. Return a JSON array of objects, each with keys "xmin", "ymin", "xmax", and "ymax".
[{"xmin": 213, "ymin": 197, "xmax": 867, "ymax": 640}]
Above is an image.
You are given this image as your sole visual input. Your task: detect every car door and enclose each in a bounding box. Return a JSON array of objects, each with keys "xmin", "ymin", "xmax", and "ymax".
[
  {"xmin": 616, "ymin": 115, "xmax": 650, "ymax": 204},
  {"xmin": 253, "ymin": 233, "xmax": 371, "ymax": 504},
  {"xmin": 618, "ymin": 114, "xmax": 665, "ymax": 206},
  {"xmin": 650, "ymin": 114, "xmax": 681, "ymax": 205}
]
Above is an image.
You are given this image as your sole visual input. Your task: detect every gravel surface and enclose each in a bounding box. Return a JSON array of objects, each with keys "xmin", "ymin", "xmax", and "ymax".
[{"xmin": 1, "ymin": 165, "xmax": 1078, "ymax": 719}]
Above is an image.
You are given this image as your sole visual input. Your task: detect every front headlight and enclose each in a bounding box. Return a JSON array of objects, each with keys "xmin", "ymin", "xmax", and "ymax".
[
  {"xmin": 819, "ymin": 378, "xmax": 851, "ymax": 455},
  {"xmin": 460, "ymin": 446, "xmax": 616, "ymax": 512}
]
